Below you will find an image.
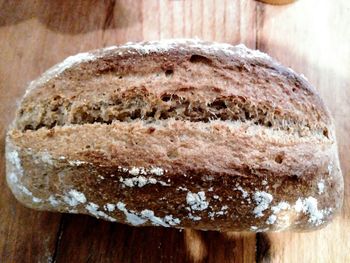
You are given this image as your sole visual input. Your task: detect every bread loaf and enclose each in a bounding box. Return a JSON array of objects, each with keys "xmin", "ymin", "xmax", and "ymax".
[{"xmin": 5, "ymin": 39, "xmax": 343, "ymax": 232}]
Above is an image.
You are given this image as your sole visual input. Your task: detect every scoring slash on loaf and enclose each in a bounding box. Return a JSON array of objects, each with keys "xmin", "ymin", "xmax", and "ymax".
[{"xmin": 5, "ymin": 39, "xmax": 343, "ymax": 232}]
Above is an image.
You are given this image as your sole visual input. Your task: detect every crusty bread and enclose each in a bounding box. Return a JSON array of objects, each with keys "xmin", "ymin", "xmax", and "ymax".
[{"xmin": 5, "ymin": 39, "xmax": 343, "ymax": 232}]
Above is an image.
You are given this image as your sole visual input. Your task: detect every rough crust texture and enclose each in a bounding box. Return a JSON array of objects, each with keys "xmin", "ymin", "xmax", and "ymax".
[{"xmin": 6, "ymin": 39, "xmax": 343, "ymax": 232}]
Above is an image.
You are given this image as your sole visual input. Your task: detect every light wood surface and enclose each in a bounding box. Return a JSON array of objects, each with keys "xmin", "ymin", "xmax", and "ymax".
[{"xmin": 0, "ymin": 0, "xmax": 349, "ymax": 262}]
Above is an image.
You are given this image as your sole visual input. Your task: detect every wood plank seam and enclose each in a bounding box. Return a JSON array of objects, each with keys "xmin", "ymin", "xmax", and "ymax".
[{"xmin": 52, "ymin": 215, "xmax": 66, "ymax": 263}]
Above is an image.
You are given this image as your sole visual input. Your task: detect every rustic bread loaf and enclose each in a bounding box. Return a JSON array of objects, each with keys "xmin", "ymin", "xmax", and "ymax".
[{"xmin": 5, "ymin": 39, "xmax": 343, "ymax": 232}]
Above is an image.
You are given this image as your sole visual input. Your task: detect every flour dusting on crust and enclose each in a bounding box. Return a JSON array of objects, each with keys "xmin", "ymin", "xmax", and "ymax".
[
  {"xmin": 24, "ymin": 39, "xmax": 272, "ymax": 97},
  {"xmin": 116, "ymin": 202, "xmax": 180, "ymax": 227},
  {"xmin": 186, "ymin": 191, "xmax": 209, "ymax": 211},
  {"xmin": 294, "ymin": 197, "xmax": 333, "ymax": 226},
  {"xmin": 253, "ymin": 191, "xmax": 273, "ymax": 217}
]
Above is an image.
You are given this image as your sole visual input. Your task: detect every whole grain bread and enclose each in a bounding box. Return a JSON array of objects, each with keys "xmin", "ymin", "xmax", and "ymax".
[{"xmin": 5, "ymin": 39, "xmax": 343, "ymax": 232}]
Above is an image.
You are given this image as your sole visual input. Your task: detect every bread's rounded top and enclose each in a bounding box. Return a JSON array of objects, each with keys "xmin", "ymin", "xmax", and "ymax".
[{"xmin": 16, "ymin": 39, "xmax": 332, "ymax": 141}]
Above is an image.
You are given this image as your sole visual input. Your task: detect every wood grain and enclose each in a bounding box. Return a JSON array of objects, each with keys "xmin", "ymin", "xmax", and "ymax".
[{"xmin": 0, "ymin": 0, "xmax": 349, "ymax": 262}]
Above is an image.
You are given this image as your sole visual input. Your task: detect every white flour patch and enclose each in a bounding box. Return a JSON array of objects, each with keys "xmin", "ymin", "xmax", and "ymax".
[
  {"xmin": 86, "ymin": 202, "xmax": 117, "ymax": 222},
  {"xmin": 294, "ymin": 197, "xmax": 329, "ymax": 226},
  {"xmin": 121, "ymin": 39, "xmax": 271, "ymax": 61},
  {"xmin": 266, "ymin": 214, "xmax": 277, "ymax": 225},
  {"xmin": 116, "ymin": 202, "xmax": 181, "ymax": 226},
  {"xmin": 68, "ymin": 160, "xmax": 87, "ymax": 166},
  {"xmin": 164, "ymin": 215, "xmax": 181, "ymax": 226},
  {"xmin": 8, "ymin": 172, "xmax": 18, "ymax": 184},
  {"xmin": 17, "ymin": 185, "xmax": 42, "ymax": 203},
  {"xmin": 271, "ymin": 201, "xmax": 290, "ymax": 214},
  {"xmin": 149, "ymin": 167, "xmax": 164, "ymax": 176},
  {"xmin": 263, "ymin": 201, "xmax": 291, "ymax": 225},
  {"xmin": 318, "ymin": 180, "xmax": 325, "ymax": 194},
  {"xmin": 6, "ymin": 149, "xmax": 23, "ymax": 175},
  {"xmin": 327, "ymin": 163, "xmax": 333, "ymax": 175},
  {"xmin": 32, "ymin": 197, "xmax": 42, "ymax": 203},
  {"xmin": 235, "ymin": 186, "xmax": 249, "ymax": 199},
  {"xmin": 186, "ymin": 191, "xmax": 209, "ymax": 211},
  {"xmin": 120, "ymin": 176, "xmax": 169, "ymax": 187},
  {"xmin": 129, "ymin": 167, "xmax": 142, "ymax": 176},
  {"xmin": 63, "ymin": 190, "xmax": 86, "ymax": 206},
  {"xmin": 188, "ymin": 214, "xmax": 202, "ymax": 221},
  {"xmin": 140, "ymin": 210, "xmax": 169, "ymax": 227},
  {"xmin": 117, "ymin": 202, "xmax": 146, "ymax": 225},
  {"xmin": 208, "ymin": 205, "xmax": 229, "ymax": 219},
  {"xmin": 40, "ymin": 152, "xmax": 53, "ymax": 165},
  {"xmin": 104, "ymin": 203, "xmax": 116, "ymax": 212},
  {"xmin": 49, "ymin": 195, "xmax": 60, "ymax": 206},
  {"xmin": 253, "ymin": 191, "xmax": 273, "ymax": 217}
]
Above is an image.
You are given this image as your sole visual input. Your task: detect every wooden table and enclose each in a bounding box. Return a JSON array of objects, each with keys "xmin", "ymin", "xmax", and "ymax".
[{"xmin": 0, "ymin": 0, "xmax": 349, "ymax": 262}]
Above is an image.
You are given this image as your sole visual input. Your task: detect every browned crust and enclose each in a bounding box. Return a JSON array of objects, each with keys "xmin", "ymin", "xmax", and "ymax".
[{"xmin": 5, "ymin": 40, "xmax": 343, "ymax": 232}]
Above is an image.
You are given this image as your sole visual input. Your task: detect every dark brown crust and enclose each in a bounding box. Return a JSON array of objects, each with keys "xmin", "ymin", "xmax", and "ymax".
[{"xmin": 5, "ymin": 40, "xmax": 343, "ymax": 232}]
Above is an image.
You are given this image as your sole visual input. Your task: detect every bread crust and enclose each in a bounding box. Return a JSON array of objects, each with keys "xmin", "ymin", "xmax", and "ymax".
[{"xmin": 6, "ymin": 39, "xmax": 343, "ymax": 232}]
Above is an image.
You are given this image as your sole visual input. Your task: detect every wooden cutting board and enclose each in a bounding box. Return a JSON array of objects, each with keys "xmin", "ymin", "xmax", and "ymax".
[{"xmin": 0, "ymin": 0, "xmax": 349, "ymax": 262}]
